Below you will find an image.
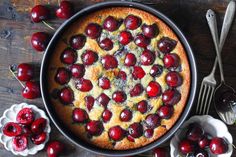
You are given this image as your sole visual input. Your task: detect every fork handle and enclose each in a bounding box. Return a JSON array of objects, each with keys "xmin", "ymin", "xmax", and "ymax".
[{"xmin": 209, "ymin": 1, "xmax": 236, "ymax": 78}]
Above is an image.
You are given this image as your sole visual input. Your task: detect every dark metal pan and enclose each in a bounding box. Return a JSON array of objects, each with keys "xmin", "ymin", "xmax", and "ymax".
[{"xmin": 40, "ymin": 1, "xmax": 197, "ymax": 156}]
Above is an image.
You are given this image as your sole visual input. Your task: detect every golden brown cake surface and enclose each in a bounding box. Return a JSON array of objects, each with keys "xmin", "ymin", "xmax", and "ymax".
[{"xmin": 47, "ymin": 7, "xmax": 190, "ymax": 150}]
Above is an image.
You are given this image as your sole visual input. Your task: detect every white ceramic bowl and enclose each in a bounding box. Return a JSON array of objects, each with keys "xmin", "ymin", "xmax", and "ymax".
[
  {"xmin": 170, "ymin": 115, "xmax": 233, "ymax": 157},
  {"xmin": 0, "ymin": 103, "xmax": 51, "ymax": 156}
]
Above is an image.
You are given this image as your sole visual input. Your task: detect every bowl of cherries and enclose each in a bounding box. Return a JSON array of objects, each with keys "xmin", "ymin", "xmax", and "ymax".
[
  {"xmin": 170, "ymin": 115, "xmax": 233, "ymax": 157},
  {"xmin": 0, "ymin": 103, "xmax": 51, "ymax": 156}
]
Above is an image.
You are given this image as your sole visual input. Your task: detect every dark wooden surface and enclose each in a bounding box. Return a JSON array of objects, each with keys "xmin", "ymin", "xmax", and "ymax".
[{"xmin": 0, "ymin": 0, "xmax": 236, "ymax": 156}]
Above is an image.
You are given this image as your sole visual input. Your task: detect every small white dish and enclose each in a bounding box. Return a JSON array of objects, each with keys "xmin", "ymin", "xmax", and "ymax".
[
  {"xmin": 170, "ymin": 115, "xmax": 233, "ymax": 157},
  {"xmin": 0, "ymin": 102, "xmax": 51, "ymax": 156}
]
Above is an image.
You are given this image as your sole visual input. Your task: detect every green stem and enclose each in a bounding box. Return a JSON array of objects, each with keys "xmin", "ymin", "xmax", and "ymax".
[
  {"xmin": 9, "ymin": 65, "xmax": 25, "ymax": 88},
  {"xmin": 42, "ymin": 21, "xmax": 56, "ymax": 31}
]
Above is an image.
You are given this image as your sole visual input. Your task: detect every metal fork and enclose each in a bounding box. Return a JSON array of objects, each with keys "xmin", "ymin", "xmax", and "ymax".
[{"xmin": 196, "ymin": 1, "xmax": 236, "ymax": 115}]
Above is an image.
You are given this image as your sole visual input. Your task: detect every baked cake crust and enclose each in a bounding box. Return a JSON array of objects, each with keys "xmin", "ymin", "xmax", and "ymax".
[{"xmin": 47, "ymin": 7, "xmax": 190, "ymax": 150}]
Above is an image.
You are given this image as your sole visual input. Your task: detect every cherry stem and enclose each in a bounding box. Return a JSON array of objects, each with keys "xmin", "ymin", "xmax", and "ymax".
[
  {"xmin": 42, "ymin": 21, "xmax": 56, "ymax": 31},
  {"xmin": 9, "ymin": 65, "xmax": 25, "ymax": 88}
]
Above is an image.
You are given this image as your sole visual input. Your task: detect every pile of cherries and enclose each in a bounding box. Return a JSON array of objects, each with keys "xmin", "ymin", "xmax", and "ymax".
[
  {"xmin": 179, "ymin": 122, "xmax": 229, "ymax": 156},
  {"xmin": 2, "ymin": 108, "xmax": 47, "ymax": 151}
]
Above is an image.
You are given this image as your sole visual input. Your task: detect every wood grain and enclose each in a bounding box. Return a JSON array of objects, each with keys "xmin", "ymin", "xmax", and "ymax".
[{"xmin": 0, "ymin": 0, "xmax": 235, "ymax": 156}]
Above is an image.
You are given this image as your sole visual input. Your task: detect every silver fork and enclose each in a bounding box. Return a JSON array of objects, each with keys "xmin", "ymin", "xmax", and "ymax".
[{"xmin": 196, "ymin": 1, "xmax": 236, "ymax": 115}]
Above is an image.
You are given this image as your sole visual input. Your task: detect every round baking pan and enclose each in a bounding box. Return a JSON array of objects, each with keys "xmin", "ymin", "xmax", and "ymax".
[{"xmin": 40, "ymin": 1, "xmax": 197, "ymax": 156}]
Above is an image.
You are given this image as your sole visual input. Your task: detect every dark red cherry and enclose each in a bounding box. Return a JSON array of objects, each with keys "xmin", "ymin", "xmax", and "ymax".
[
  {"xmin": 194, "ymin": 149, "xmax": 209, "ymax": 157},
  {"xmin": 137, "ymin": 100, "xmax": 148, "ymax": 114},
  {"xmin": 21, "ymin": 125, "xmax": 32, "ymax": 137},
  {"xmin": 69, "ymin": 34, "xmax": 86, "ymax": 50},
  {"xmin": 157, "ymin": 105, "xmax": 174, "ymax": 119},
  {"xmin": 47, "ymin": 140, "xmax": 64, "ymax": 157},
  {"xmin": 59, "ymin": 87, "xmax": 74, "ymax": 104},
  {"xmin": 141, "ymin": 49, "xmax": 155, "ymax": 65},
  {"xmin": 153, "ymin": 147, "xmax": 169, "ymax": 157},
  {"xmin": 102, "ymin": 109, "xmax": 112, "ymax": 123},
  {"xmin": 108, "ymin": 126, "xmax": 124, "ymax": 141},
  {"xmin": 112, "ymin": 91, "xmax": 127, "ymax": 103},
  {"xmin": 145, "ymin": 114, "xmax": 160, "ymax": 129},
  {"xmin": 142, "ymin": 23, "xmax": 159, "ymax": 38},
  {"xmin": 56, "ymin": 1, "xmax": 73, "ymax": 19},
  {"xmin": 31, "ymin": 118, "xmax": 47, "ymax": 134},
  {"xmin": 179, "ymin": 139, "xmax": 195, "ymax": 154},
  {"xmin": 186, "ymin": 123, "xmax": 204, "ymax": 142},
  {"xmin": 166, "ymin": 71, "xmax": 183, "ymax": 87},
  {"xmin": 124, "ymin": 53, "xmax": 136, "ymax": 66},
  {"xmin": 98, "ymin": 77, "xmax": 110, "ymax": 89},
  {"xmin": 101, "ymin": 55, "xmax": 118, "ymax": 69},
  {"xmin": 150, "ymin": 64, "xmax": 163, "ymax": 77},
  {"xmin": 124, "ymin": 15, "xmax": 141, "ymax": 30},
  {"xmin": 81, "ymin": 50, "xmax": 98, "ymax": 65},
  {"xmin": 128, "ymin": 123, "xmax": 143, "ymax": 138},
  {"xmin": 97, "ymin": 93, "xmax": 110, "ymax": 108},
  {"xmin": 134, "ymin": 34, "xmax": 150, "ymax": 48},
  {"xmin": 31, "ymin": 32, "xmax": 50, "ymax": 52},
  {"xmin": 103, "ymin": 16, "xmax": 120, "ymax": 32},
  {"xmin": 120, "ymin": 109, "xmax": 132, "ymax": 122},
  {"xmin": 157, "ymin": 37, "xmax": 177, "ymax": 54},
  {"xmin": 75, "ymin": 78, "xmax": 93, "ymax": 92},
  {"xmin": 31, "ymin": 5, "xmax": 49, "ymax": 23},
  {"xmin": 146, "ymin": 81, "xmax": 162, "ymax": 98},
  {"xmin": 31, "ymin": 132, "xmax": 47, "ymax": 145},
  {"xmin": 22, "ymin": 81, "xmax": 40, "ymax": 99},
  {"xmin": 144, "ymin": 129, "xmax": 154, "ymax": 138},
  {"xmin": 130, "ymin": 84, "xmax": 144, "ymax": 97},
  {"xmin": 70, "ymin": 64, "xmax": 85, "ymax": 78},
  {"xmin": 17, "ymin": 63, "xmax": 33, "ymax": 81},
  {"xmin": 199, "ymin": 135, "xmax": 210, "ymax": 149},
  {"xmin": 3, "ymin": 122, "xmax": 22, "ymax": 137},
  {"xmin": 162, "ymin": 89, "xmax": 181, "ymax": 105},
  {"xmin": 117, "ymin": 71, "xmax": 127, "ymax": 80},
  {"xmin": 16, "ymin": 108, "xmax": 34, "ymax": 125},
  {"xmin": 86, "ymin": 120, "xmax": 104, "ymax": 136},
  {"xmin": 119, "ymin": 31, "xmax": 133, "ymax": 45},
  {"xmin": 127, "ymin": 135, "xmax": 135, "ymax": 142},
  {"xmin": 85, "ymin": 23, "xmax": 102, "ymax": 39},
  {"xmin": 132, "ymin": 66, "xmax": 145, "ymax": 80},
  {"xmin": 55, "ymin": 68, "xmax": 70, "ymax": 85},
  {"xmin": 12, "ymin": 135, "xmax": 28, "ymax": 151},
  {"xmin": 210, "ymin": 137, "xmax": 228, "ymax": 155},
  {"xmin": 99, "ymin": 38, "xmax": 113, "ymax": 51},
  {"xmin": 60, "ymin": 48, "xmax": 77, "ymax": 64},
  {"xmin": 85, "ymin": 96, "xmax": 94, "ymax": 111},
  {"xmin": 163, "ymin": 53, "xmax": 180, "ymax": 69},
  {"xmin": 72, "ymin": 108, "xmax": 89, "ymax": 123}
]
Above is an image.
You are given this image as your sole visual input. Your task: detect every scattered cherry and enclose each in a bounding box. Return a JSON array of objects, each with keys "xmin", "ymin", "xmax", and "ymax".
[
  {"xmin": 72, "ymin": 108, "xmax": 89, "ymax": 123},
  {"xmin": 103, "ymin": 16, "xmax": 120, "ymax": 32},
  {"xmin": 59, "ymin": 87, "xmax": 74, "ymax": 104},
  {"xmin": 85, "ymin": 96, "xmax": 95, "ymax": 111},
  {"xmin": 60, "ymin": 48, "xmax": 77, "ymax": 64},
  {"xmin": 124, "ymin": 53, "xmax": 136, "ymax": 66},
  {"xmin": 12, "ymin": 135, "xmax": 28, "ymax": 151},
  {"xmin": 128, "ymin": 123, "xmax": 143, "ymax": 138},
  {"xmin": 69, "ymin": 34, "xmax": 86, "ymax": 50},
  {"xmin": 31, "ymin": 132, "xmax": 47, "ymax": 145},
  {"xmin": 31, "ymin": 5, "xmax": 49, "ymax": 23},
  {"xmin": 142, "ymin": 23, "xmax": 159, "ymax": 38},
  {"xmin": 102, "ymin": 109, "xmax": 112, "ymax": 123},
  {"xmin": 112, "ymin": 91, "xmax": 127, "ymax": 103},
  {"xmin": 99, "ymin": 38, "xmax": 113, "ymax": 51},
  {"xmin": 31, "ymin": 32, "xmax": 50, "ymax": 52},
  {"xmin": 137, "ymin": 100, "xmax": 148, "ymax": 114},
  {"xmin": 81, "ymin": 50, "xmax": 98, "ymax": 65},
  {"xmin": 85, "ymin": 23, "xmax": 102, "ymax": 39},
  {"xmin": 130, "ymin": 83, "xmax": 143, "ymax": 97},
  {"xmin": 17, "ymin": 63, "xmax": 33, "ymax": 81},
  {"xmin": 134, "ymin": 34, "xmax": 150, "ymax": 48},
  {"xmin": 120, "ymin": 109, "xmax": 132, "ymax": 122},
  {"xmin": 22, "ymin": 81, "xmax": 40, "ymax": 99},
  {"xmin": 209, "ymin": 137, "xmax": 228, "ymax": 155},
  {"xmin": 124, "ymin": 15, "xmax": 141, "ymax": 30},
  {"xmin": 31, "ymin": 117, "xmax": 47, "ymax": 134},
  {"xmin": 162, "ymin": 89, "xmax": 181, "ymax": 105},
  {"xmin": 97, "ymin": 93, "xmax": 110, "ymax": 108},
  {"xmin": 98, "ymin": 77, "xmax": 110, "ymax": 89},
  {"xmin": 101, "ymin": 55, "xmax": 118, "ymax": 69},
  {"xmin": 157, "ymin": 37, "xmax": 177, "ymax": 54},
  {"xmin": 108, "ymin": 126, "xmax": 124, "ymax": 141},
  {"xmin": 145, "ymin": 114, "xmax": 160, "ymax": 129},
  {"xmin": 16, "ymin": 108, "xmax": 34, "ymax": 125},
  {"xmin": 150, "ymin": 64, "xmax": 163, "ymax": 77},
  {"xmin": 46, "ymin": 140, "xmax": 64, "ymax": 157},
  {"xmin": 86, "ymin": 120, "xmax": 104, "ymax": 136},
  {"xmin": 3, "ymin": 122, "xmax": 22, "ymax": 137},
  {"xmin": 119, "ymin": 31, "xmax": 133, "ymax": 45},
  {"xmin": 141, "ymin": 49, "xmax": 155, "ymax": 65},
  {"xmin": 132, "ymin": 66, "xmax": 145, "ymax": 80},
  {"xmin": 164, "ymin": 53, "xmax": 180, "ymax": 69},
  {"xmin": 179, "ymin": 139, "xmax": 194, "ymax": 154},
  {"xmin": 146, "ymin": 81, "xmax": 162, "ymax": 97},
  {"xmin": 70, "ymin": 64, "xmax": 85, "ymax": 78},
  {"xmin": 55, "ymin": 68, "xmax": 70, "ymax": 85},
  {"xmin": 166, "ymin": 71, "xmax": 183, "ymax": 87},
  {"xmin": 56, "ymin": 1, "xmax": 73, "ymax": 19}
]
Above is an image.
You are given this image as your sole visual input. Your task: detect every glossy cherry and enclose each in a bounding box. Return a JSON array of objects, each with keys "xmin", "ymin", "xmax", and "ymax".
[
  {"xmin": 108, "ymin": 126, "xmax": 124, "ymax": 141},
  {"xmin": 150, "ymin": 64, "xmax": 163, "ymax": 77},
  {"xmin": 117, "ymin": 71, "xmax": 127, "ymax": 80},
  {"xmin": 59, "ymin": 87, "xmax": 74, "ymax": 104},
  {"xmin": 56, "ymin": 1, "xmax": 73, "ymax": 19},
  {"xmin": 101, "ymin": 55, "xmax": 118, "ymax": 69},
  {"xmin": 55, "ymin": 68, "xmax": 70, "ymax": 85},
  {"xmin": 31, "ymin": 118, "xmax": 47, "ymax": 134},
  {"xmin": 16, "ymin": 108, "xmax": 34, "ymax": 125},
  {"xmin": 144, "ymin": 129, "xmax": 154, "ymax": 138},
  {"xmin": 166, "ymin": 71, "xmax": 183, "ymax": 87},
  {"xmin": 134, "ymin": 34, "xmax": 150, "ymax": 48},
  {"xmin": 12, "ymin": 135, "xmax": 28, "ymax": 151},
  {"xmin": 146, "ymin": 81, "xmax": 162, "ymax": 97},
  {"xmin": 103, "ymin": 16, "xmax": 120, "ymax": 32},
  {"xmin": 60, "ymin": 48, "xmax": 77, "ymax": 64},
  {"xmin": 145, "ymin": 114, "xmax": 160, "ymax": 129},
  {"xmin": 86, "ymin": 120, "xmax": 104, "ymax": 136},
  {"xmin": 124, "ymin": 53, "xmax": 136, "ymax": 66},
  {"xmin": 162, "ymin": 89, "xmax": 181, "ymax": 105},
  {"xmin": 124, "ymin": 15, "xmax": 141, "ymax": 30},
  {"xmin": 70, "ymin": 64, "xmax": 85, "ymax": 78},
  {"xmin": 119, "ymin": 31, "xmax": 133, "ymax": 45},
  {"xmin": 97, "ymin": 93, "xmax": 110, "ymax": 108},
  {"xmin": 102, "ymin": 109, "xmax": 112, "ymax": 123},
  {"xmin": 199, "ymin": 135, "xmax": 210, "ymax": 149},
  {"xmin": 141, "ymin": 49, "xmax": 155, "ymax": 65},
  {"xmin": 98, "ymin": 77, "xmax": 110, "ymax": 89},
  {"xmin": 210, "ymin": 137, "xmax": 228, "ymax": 155},
  {"xmin": 128, "ymin": 123, "xmax": 143, "ymax": 138},
  {"xmin": 31, "ymin": 5, "xmax": 49, "ymax": 23},
  {"xmin": 112, "ymin": 91, "xmax": 127, "ymax": 103},
  {"xmin": 81, "ymin": 50, "xmax": 98, "ymax": 65},
  {"xmin": 17, "ymin": 63, "xmax": 33, "ymax": 81},
  {"xmin": 186, "ymin": 123, "xmax": 204, "ymax": 142},
  {"xmin": 153, "ymin": 147, "xmax": 169, "ymax": 157},
  {"xmin": 31, "ymin": 32, "xmax": 50, "ymax": 52},
  {"xmin": 47, "ymin": 140, "xmax": 64, "ymax": 157},
  {"xmin": 72, "ymin": 108, "xmax": 89, "ymax": 123},
  {"xmin": 163, "ymin": 53, "xmax": 180, "ymax": 69},
  {"xmin": 85, "ymin": 96, "xmax": 95, "ymax": 111},
  {"xmin": 69, "ymin": 34, "xmax": 86, "ymax": 50},
  {"xmin": 142, "ymin": 23, "xmax": 159, "ymax": 38},
  {"xmin": 130, "ymin": 83, "xmax": 143, "ymax": 97},
  {"xmin": 132, "ymin": 66, "xmax": 145, "ymax": 80},
  {"xmin": 3, "ymin": 122, "xmax": 22, "ymax": 137},
  {"xmin": 75, "ymin": 78, "xmax": 93, "ymax": 92},
  {"xmin": 137, "ymin": 100, "xmax": 148, "ymax": 114},
  {"xmin": 120, "ymin": 109, "xmax": 132, "ymax": 122},
  {"xmin": 85, "ymin": 23, "xmax": 102, "ymax": 39},
  {"xmin": 157, "ymin": 105, "xmax": 173, "ymax": 119},
  {"xmin": 31, "ymin": 132, "xmax": 47, "ymax": 145},
  {"xmin": 22, "ymin": 81, "xmax": 40, "ymax": 99},
  {"xmin": 157, "ymin": 37, "xmax": 177, "ymax": 54},
  {"xmin": 99, "ymin": 38, "xmax": 113, "ymax": 51},
  {"xmin": 179, "ymin": 139, "xmax": 195, "ymax": 154}
]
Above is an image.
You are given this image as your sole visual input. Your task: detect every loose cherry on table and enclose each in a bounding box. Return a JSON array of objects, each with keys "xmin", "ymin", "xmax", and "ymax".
[
  {"xmin": 31, "ymin": 32, "xmax": 50, "ymax": 52},
  {"xmin": 17, "ymin": 63, "xmax": 34, "ymax": 82},
  {"xmin": 31, "ymin": 5, "xmax": 49, "ymax": 23},
  {"xmin": 56, "ymin": 1, "xmax": 73, "ymax": 19},
  {"xmin": 46, "ymin": 140, "xmax": 65, "ymax": 157},
  {"xmin": 22, "ymin": 81, "xmax": 40, "ymax": 99}
]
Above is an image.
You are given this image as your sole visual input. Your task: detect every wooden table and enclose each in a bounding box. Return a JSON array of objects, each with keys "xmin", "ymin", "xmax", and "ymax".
[{"xmin": 0, "ymin": 0, "xmax": 235, "ymax": 156}]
